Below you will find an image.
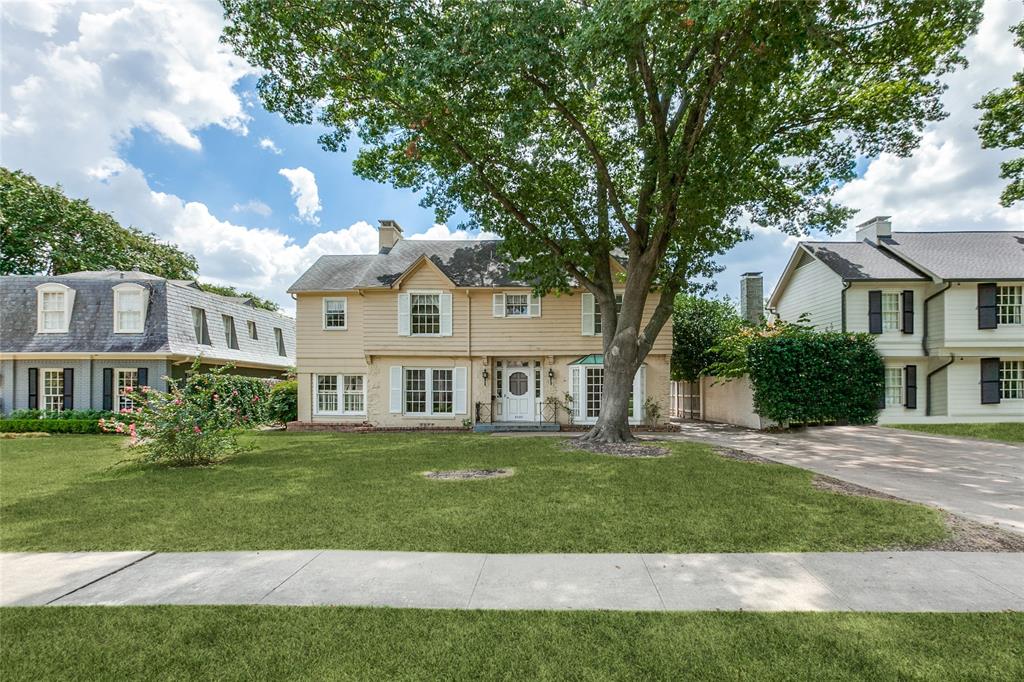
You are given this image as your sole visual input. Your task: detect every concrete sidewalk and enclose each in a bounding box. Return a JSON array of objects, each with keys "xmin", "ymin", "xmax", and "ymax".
[{"xmin": 2, "ymin": 550, "xmax": 1021, "ymax": 612}]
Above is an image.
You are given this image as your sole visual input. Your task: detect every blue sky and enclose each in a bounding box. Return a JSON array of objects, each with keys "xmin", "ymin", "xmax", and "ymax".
[{"xmin": 2, "ymin": 0, "xmax": 1022, "ymax": 313}]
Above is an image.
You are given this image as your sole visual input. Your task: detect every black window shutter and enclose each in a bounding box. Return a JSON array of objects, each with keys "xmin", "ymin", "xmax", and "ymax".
[
  {"xmin": 868, "ymin": 290, "xmax": 882, "ymax": 334},
  {"xmin": 904, "ymin": 365, "xmax": 917, "ymax": 409},
  {"xmin": 980, "ymin": 358, "xmax": 1001, "ymax": 404},
  {"xmin": 978, "ymin": 283, "xmax": 998, "ymax": 329},
  {"xmin": 63, "ymin": 368, "xmax": 74, "ymax": 410},
  {"xmin": 28, "ymin": 368, "xmax": 38, "ymax": 410},
  {"xmin": 137, "ymin": 367, "xmax": 148, "ymax": 388},
  {"xmin": 102, "ymin": 368, "xmax": 114, "ymax": 411},
  {"xmin": 901, "ymin": 290, "xmax": 914, "ymax": 334}
]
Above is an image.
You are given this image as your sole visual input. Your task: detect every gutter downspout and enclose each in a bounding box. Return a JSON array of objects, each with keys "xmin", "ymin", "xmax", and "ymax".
[
  {"xmin": 840, "ymin": 281, "xmax": 852, "ymax": 332},
  {"xmin": 921, "ymin": 282, "xmax": 951, "ymax": 357},
  {"xmin": 926, "ymin": 355, "xmax": 955, "ymax": 417}
]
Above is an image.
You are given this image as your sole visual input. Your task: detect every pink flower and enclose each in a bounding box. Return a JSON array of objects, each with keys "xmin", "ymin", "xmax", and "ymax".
[
  {"xmin": 232, "ymin": 390, "xmax": 239, "ymax": 397},
  {"xmin": 251, "ymin": 395, "xmax": 260, "ymax": 403},
  {"xmin": 141, "ymin": 385, "xmax": 150, "ymax": 394},
  {"xmin": 193, "ymin": 426, "xmax": 202, "ymax": 434},
  {"xmin": 135, "ymin": 407, "xmax": 143, "ymax": 414},
  {"xmin": 123, "ymin": 386, "xmax": 133, "ymax": 393},
  {"xmin": 174, "ymin": 399, "xmax": 182, "ymax": 405},
  {"xmin": 213, "ymin": 393, "xmax": 219, "ymax": 401},
  {"xmin": 114, "ymin": 423, "xmax": 124, "ymax": 433}
]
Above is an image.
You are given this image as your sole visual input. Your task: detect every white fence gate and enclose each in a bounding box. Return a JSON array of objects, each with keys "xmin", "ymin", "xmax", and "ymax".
[{"xmin": 669, "ymin": 380, "xmax": 701, "ymax": 420}]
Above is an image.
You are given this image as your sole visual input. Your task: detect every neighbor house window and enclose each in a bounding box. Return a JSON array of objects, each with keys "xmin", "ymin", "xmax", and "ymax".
[
  {"xmin": 505, "ymin": 293, "xmax": 529, "ymax": 317},
  {"xmin": 247, "ymin": 321, "xmax": 258, "ymax": 340},
  {"xmin": 410, "ymin": 293, "xmax": 441, "ymax": 335},
  {"xmin": 116, "ymin": 368, "xmax": 138, "ymax": 411},
  {"xmin": 274, "ymin": 327, "xmax": 286, "ymax": 356},
  {"xmin": 403, "ymin": 368, "xmax": 453, "ymax": 415},
  {"xmin": 36, "ymin": 283, "xmax": 74, "ymax": 333},
  {"xmin": 881, "ymin": 292, "xmax": 900, "ymax": 331},
  {"xmin": 884, "ymin": 367, "xmax": 903, "ymax": 407},
  {"xmin": 192, "ymin": 308, "xmax": 211, "ymax": 345},
  {"xmin": 222, "ymin": 315, "xmax": 239, "ymax": 349},
  {"xmin": 593, "ymin": 294, "xmax": 624, "ymax": 335},
  {"xmin": 997, "ymin": 286, "xmax": 1022, "ymax": 325},
  {"xmin": 1001, "ymin": 361, "xmax": 1023, "ymax": 400},
  {"xmin": 42, "ymin": 369, "xmax": 64, "ymax": 412},
  {"xmin": 323, "ymin": 297, "xmax": 347, "ymax": 330},
  {"xmin": 113, "ymin": 283, "xmax": 147, "ymax": 333}
]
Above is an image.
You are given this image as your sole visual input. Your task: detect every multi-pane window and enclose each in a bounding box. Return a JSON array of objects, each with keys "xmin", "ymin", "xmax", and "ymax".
[
  {"xmin": 41, "ymin": 291, "xmax": 66, "ymax": 331},
  {"xmin": 222, "ymin": 315, "xmax": 239, "ymax": 349},
  {"xmin": 404, "ymin": 369, "xmax": 428, "ymax": 413},
  {"xmin": 317, "ymin": 375, "xmax": 339, "ymax": 413},
  {"xmin": 997, "ymin": 286, "xmax": 1022, "ymax": 325},
  {"xmin": 315, "ymin": 374, "xmax": 366, "ymax": 415},
  {"xmin": 114, "ymin": 287, "xmax": 144, "ymax": 333},
  {"xmin": 116, "ymin": 369, "xmax": 138, "ymax": 411},
  {"xmin": 495, "ymin": 361, "xmax": 503, "ymax": 397},
  {"xmin": 881, "ymin": 293, "xmax": 900, "ymax": 331},
  {"xmin": 192, "ymin": 308, "xmax": 210, "ymax": 345},
  {"xmin": 505, "ymin": 293, "xmax": 529, "ymax": 317},
  {"xmin": 593, "ymin": 294, "xmax": 624, "ymax": 335},
  {"xmin": 42, "ymin": 370, "xmax": 64, "ymax": 412},
  {"xmin": 1001, "ymin": 361, "xmax": 1023, "ymax": 400},
  {"xmin": 884, "ymin": 367, "xmax": 903, "ymax": 407},
  {"xmin": 534, "ymin": 362, "xmax": 541, "ymax": 400},
  {"xmin": 410, "ymin": 294, "xmax": 441, "ymax": 335},
  {"xmin": 343, "ymin": 376, "xmax": 365, "ymax": 413},
  {"xmin": 324, "ymin": 298, "xmax": 347, "ymax": 329},
  {"xmin": 247, "ymin": 321, "xmax": 258, "ymax": 340},
  {"xmin": 585, "ymin": 367, "xmax": 604, "ymax": 418},
  {"xmin": 274, "ymin": 328, "xmax": 286, "ymax": 356},
  {"xmin": 403, "ymin": 368, "xmax": 453, "ymax": 415},
  {"xmin": 432, "ymin": 369, "xmax": 453, "ymax": 414}
]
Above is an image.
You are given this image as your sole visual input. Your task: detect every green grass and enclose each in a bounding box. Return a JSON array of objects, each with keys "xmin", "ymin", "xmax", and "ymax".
[
  {"xmin": 889, "ymin": 422, "xmax": 1024, "ymax": 444},
  {"xmin": 0, "ymin": 433, "xmax": 948, "ymax": 552},
  {"xmin": 2, "ymin": 607, "xmax": 1022, "ymax": 681}
]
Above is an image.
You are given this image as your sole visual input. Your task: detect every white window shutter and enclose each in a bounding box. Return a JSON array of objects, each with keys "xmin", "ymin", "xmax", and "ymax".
[
  {"xmin": 454, "ymin": 366, "xmax": 468, "ymax": 414},
  {"xmin": 397, "ymin": 293, "xmax": 411, "ymax": 336},
  {"xmin": 633, "ymin": 366, "xmax": 646, "ymax": 421},
  {"xmin": 493, "ymin": 293, "xmax": 505, "ymax": 317},
  {"xmin": 571, "ymin": 366, "xmax": 582, "ymax": 418},
  {"xmin": 389, "ymin": 366, "xmax": 403, "ymax": 413},
  {"xmin": 530, "ymin": 294, "xmax": 541, "ymax": 317},
  {"xmin": 581, "ymin": 293, "xmax": 595, "ymax": 336},
  {"xmin": 440, "ymin": 292, "xmax": 453, "ymax": 336}
]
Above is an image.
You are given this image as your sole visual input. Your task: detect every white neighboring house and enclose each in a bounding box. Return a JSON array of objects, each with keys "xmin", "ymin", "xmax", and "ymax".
[{"xmin": 769, "ymin": 217, "xmax": 1023, "ymax": 424}]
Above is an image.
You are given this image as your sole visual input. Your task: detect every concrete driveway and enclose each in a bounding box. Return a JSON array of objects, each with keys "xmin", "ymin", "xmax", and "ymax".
[{"xmin": 667, "ymin": 423, "xmax": 1024, "ymax": 533}]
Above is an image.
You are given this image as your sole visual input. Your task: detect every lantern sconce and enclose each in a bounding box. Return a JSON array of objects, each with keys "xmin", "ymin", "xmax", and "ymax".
[
  {"xmin": 482, "ymin": 367, "xmax": 489, "ymax": 385},
  {"xmin": 547, "ymin": 368, "xmax": 555, "ymax": 385}
]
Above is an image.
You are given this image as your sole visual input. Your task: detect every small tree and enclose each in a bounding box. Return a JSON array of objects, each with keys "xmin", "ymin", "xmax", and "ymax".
[{"xmin": 671, "ymin": 294, "xmax": 743, "ymax": 382}]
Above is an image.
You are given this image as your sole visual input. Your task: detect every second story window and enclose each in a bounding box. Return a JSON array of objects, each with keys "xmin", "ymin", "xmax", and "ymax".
[
  {"xmin": 997, "ymin": 286, "xmax": 1022, "ymax": 325},
  {"xmin": 247, "ymin": 320, "xmax": 258, "ymax": 340},
  {"xmin": 274, "ymin": 327, "xmax": 286, "ymax": 356},
  {"xmin": 36, "ymin": 283, "xmax": 74, "ymax": 333},
  {"xmin": 192, "ymin": 307, "xmax": 211, "ymax": 345},
  {"xmin": 222, "ymin": 315, "xmax": 239, "ymax": 349},
  {"xmin": 505, "ymin": 294, "xmax": 529, "ymax": 317},
  {"xmin": 323, "ymin": 297, "xmax": 347, "ymax": 330},
  {"xmin": 411, "ymin": 293, "xmax": 440, "ymax": 335},
  {"xmin": 113, "ymin": 283, "xmax": 147, "ymax": 334},
  {"xmin": 593, "ymin": 294, "xmax": 624, "ymax": 335},
  {"xmin": 881, "ymin": 292, "xmax": 900, "ymax": 331}
]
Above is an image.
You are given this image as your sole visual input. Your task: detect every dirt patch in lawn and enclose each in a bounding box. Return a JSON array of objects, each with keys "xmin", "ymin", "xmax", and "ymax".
[
  {"xmin": 812, "ymin": 474, "xmax": 1024, "ymax": 552},
  {"xmin": 561, "ymin": 438, "xmax": 670, "ymax": 458},
  {"xmin": 712, "ymin": 447, "xmax": 776, "ymax": 464},
  {"xmin": 423, "ymin": 468, "xmax": 514, "ymax": 481}
]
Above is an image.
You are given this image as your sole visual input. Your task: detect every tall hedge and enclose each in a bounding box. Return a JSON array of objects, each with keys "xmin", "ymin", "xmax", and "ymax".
[{"xmin": 747, "ymin": 332, "xmax": 884, "ymax": 425}]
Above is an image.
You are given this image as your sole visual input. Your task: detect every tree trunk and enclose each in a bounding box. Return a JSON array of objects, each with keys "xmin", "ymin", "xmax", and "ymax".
[{"xmin": 579, "ymin": 342, "xmax": 638, "ymax": 443}]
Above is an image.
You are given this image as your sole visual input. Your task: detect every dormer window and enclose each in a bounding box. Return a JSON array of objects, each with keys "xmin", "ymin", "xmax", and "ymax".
[
  {"xmin": 113, "ymin": 283, "xmax": 149, "ymax": 334},
  {"xmin": 36, "ymin": 283, "xmax": 75, "ymax": 333}
]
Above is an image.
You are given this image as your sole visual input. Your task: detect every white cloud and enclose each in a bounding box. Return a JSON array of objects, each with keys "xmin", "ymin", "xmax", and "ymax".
[
  {"xmin": 409, "ymin": 223, "xmax": 499, "ymax": 240},
  {"xmin": 232, "ymin": 199, "xmax": 272, "ymax": 217},
  {"xmin": 278, "ymin": 166, "xmax": 322, "ymax": 224},
  {"xmin": 1, "ymin": 0, "xmax": 73, "ymax": 35},
  {"xmin": 258, "ymin": 137, "xmax": 282, "ymax": 154}
]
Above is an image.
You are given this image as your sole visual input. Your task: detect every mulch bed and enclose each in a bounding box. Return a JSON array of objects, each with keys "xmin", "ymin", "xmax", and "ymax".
[
  {"xmin": 423, "ymin": 469, "xmax": 514, "ymax": 480},
  {"xmin": 561, "ymin": 438, "xmax": 670, "ymax": 458}
]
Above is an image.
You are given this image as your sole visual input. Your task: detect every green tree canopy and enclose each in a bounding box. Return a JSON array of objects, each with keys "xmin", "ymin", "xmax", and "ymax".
[
  {"xmin": 198, "ymin": 282, "xmax": 281, "ymax": 312},
  {"xmin": 671, "ymin": 294, "xmax": 743, "ymax": 382},
  {"xmin": 223, "ymin": 0, "xmax": 980, "ymax": 441},
  {"xmin": 0, "ymin": 167, "xmax": 198, "ymax": 279},
  {"xmin": 976, "ymin": 19, "xmax": 1024, "ymax": 206}
]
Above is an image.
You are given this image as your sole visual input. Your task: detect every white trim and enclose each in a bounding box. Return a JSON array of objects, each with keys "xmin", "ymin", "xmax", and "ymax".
[
  {"xmin": 492, "ymin": 293, "xmax": 506, "ymax": 317},
  {"xmin": 397, "ymin": 292, "xmax": 411, "ymax": 336},
  {"xmin": 389, "ymin": 366, "xmax": 403, "ymax": 413},
  {"xmin": 454, "ymin": 366, "xmax": 468, "ymax": 414},
  {"xmin": 313, "ymin": 372, "xmax": 368, "ymax": 416},
  {"xmin": 322, "ymin": 297, "xmax": 348, "ymax": 330},
  {"xmin": 112, "ymin": 282, "xmax": 148, "ymax": 334},
  {"xmin": 440, "ymin": 292, "xmax": 453, "ymax": 336},
  {"xmin": 35, "ymin": 283, "xmax": 74, "ymax": 334}
]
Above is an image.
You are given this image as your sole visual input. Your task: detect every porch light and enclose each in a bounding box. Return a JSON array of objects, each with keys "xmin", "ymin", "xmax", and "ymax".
[
  {"xmin": 482, "ymin": 367, "xmax": 489, "ymax": 384},
  {"xmin": 547, "ymin": 368, "xmax": 555, "ymax": 384}
]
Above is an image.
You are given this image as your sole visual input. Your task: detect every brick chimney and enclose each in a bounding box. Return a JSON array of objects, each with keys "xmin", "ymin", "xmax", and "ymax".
[
  {"xmin": 740, "ymin": 272, "xmax": 764, "ymax": 324},
  {"xmin": 378, "ymin": 219, "xmax": 403, "ymax": 253},
  {"xmin": 855, "ymin": 215, "xmax": 892, "ymax": 243}
]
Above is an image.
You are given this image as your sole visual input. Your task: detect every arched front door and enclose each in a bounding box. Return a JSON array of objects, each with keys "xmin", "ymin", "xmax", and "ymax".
[{"xmin": 502, "ymin": 361, "xmax": 534, "ymax": 421}]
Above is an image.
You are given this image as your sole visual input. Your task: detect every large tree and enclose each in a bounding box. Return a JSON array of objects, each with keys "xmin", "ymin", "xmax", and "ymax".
[
  {"xmin": 0, "ymin": 168, "xmax": 198, "ymax": 279},
  {"xmin": 976, "ymin": 19, "xmax": 1024, "ymax": 206},
  {"xmin": 224, "ymin": 0, "xmax": 980, "ymax": 442}
]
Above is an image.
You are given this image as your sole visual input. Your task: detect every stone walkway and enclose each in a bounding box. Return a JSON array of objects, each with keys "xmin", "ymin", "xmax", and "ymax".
[{"xmin": 2, "ymin": 550, "xmax": 1021, "ymax": 612}]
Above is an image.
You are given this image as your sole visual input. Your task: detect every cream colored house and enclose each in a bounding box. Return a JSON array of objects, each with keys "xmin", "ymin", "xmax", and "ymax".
[
  {"xmin": 288, "ymin": 221, "xmax": 671, "ymax": 429},
  {"xmin": 769, "ymin": 217, "xmax": 1023, "ymax": 424}
]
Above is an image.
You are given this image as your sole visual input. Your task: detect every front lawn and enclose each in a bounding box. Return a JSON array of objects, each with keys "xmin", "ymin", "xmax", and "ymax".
[
  {"xmin": 0, "ymin": 433, "xmax": 947, "ymax": 552},
  {"xmin": 3, "ymin": 607, "xmax": 1022, "ymax": 681},
  {"xmin": 889, "ymin": 422, "xmax": 1024, "ymax": 444}
]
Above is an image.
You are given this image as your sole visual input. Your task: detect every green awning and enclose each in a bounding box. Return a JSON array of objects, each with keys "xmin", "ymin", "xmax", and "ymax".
[{"xmin": 569, "ymin": 354, "xmax": 604, "ymax": 365}]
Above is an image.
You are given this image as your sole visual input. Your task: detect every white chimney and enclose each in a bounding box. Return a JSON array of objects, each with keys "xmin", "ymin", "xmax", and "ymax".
[
  {"xmin": 378, "ymin": 219, "xmax": 403, "ymax": 253},
  {"xmin": 855, "ymin": 215, "xmax": 892, "ymax": 243}
]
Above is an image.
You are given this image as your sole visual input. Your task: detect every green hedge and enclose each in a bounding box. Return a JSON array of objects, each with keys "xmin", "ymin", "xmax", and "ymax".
[
  {"xmin": 268, "ymin": 380, "xmax": 298, "ymax": 424},
  {"xmin": 7, "ymin": 409, "xmax": 115, "ymax": 421},
  {"xmin": 747, "ymin": 332, "xmax": 884, "ymax": 425},
  {"xmin": 0, "ymin": 419, "xmax": 103, "ymax": 434}
]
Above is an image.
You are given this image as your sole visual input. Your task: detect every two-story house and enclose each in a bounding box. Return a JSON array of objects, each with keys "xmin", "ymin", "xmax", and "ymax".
[
  {"xmin": 287, "ymin": 220, "xmax": 672, "ymax": 429},
  {"xmin": 0, "ymin": 270, "xmax": 296, "ymax": 414},
  {"xmin": 769, "ymin": 216, "xmax": 1023, "ymax": 423}
]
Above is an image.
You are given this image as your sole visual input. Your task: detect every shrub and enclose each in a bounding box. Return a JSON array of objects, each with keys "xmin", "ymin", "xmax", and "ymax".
[
  {"xmin": 7, "ymin": 408, "xmax": 115, "ymax": 421},
  {"xmin": 671, "ymin": 294, "xmax": 743, "ymax": 381},
  {"xmin": 268, "ymin": 379, "xmax": 298, "ymax": 424},
  {"xmin": 0, "ymin": 419, "xmax": 102, "ymax": 434},
  {"xmin": 180, "ymin": 370, "xmax": 271, "ymax": 427}
]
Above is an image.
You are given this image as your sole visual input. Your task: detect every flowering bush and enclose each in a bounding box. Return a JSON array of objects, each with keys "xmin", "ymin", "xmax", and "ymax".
[{"xmin": 267, "ymin": 379, "xmax": 298, "ymax": 424}]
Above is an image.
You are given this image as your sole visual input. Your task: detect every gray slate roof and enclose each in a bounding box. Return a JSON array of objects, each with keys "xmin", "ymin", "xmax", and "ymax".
[
  {"xmin": 878, "ymin": 231, "xmax": 1024, "ymax": 280},
  {"xmin": 1, "ymin": 271, "xmax": 295, "ymax": 367},
  {"xmin": 800, "ymin": 242, "xmax": 927, "ymax": 281},
  {"xmin": 288, "ymin": 240, "xmax": 531, "ymax": 292}
]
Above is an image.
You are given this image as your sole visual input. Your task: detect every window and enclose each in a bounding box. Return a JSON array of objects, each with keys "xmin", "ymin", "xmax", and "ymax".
[
  {"xmin": 881, "ymin": 293, "xmax": 900, "ymax": 331},
  {"xmin": 1001, "ymin": 361, "xmax": 1023, "ymax": 400},
  {"xmin": 317, "ymin": 375, "xmax": 338, "ymax": 413},
  {"xmin": 585, "ymin": 367, "xmax": 604, "ymax": 418},
  {"xmin": 343, "ymin": 376, "xmax": 365, "ymax": 413},
  {"xmin": 192, "ymin": 308, "xmax": 211, "ymax": 345},
  {"xmin": 505, "ymin": 293, "xmax": 529, "ymax": 317},
  {"xmin": 116, "ymin": 368, "xmax": 138, "ymax": 411},
  {"xmin": 571, "ymin": 363, "xmax": 646, "ymax": 422},
  {"xmin": 405, "ymin": 369, "xmax": 427, "ymax": 414},
  {"xmin": 314, "ymin": 374, "xmax": 367, "ymax": 415},
  {"xmin": 247, "ymin": 321, "xmax": 258, "ymax": 340},
  {"xmin": 884, "ymin": 367, "xmax": 903, "ymax": 407},
  {"xmin": 496, "ymin": 361, "xmax": 503, "ymax": 397},
  {"xmin": 410, "ymin": 293, "xmax": 440, "ymax": 335},
  {"xmin": 323, "ymin": 297, "xmax": 347, "ymax": 330},
  {"xmin": 42, "ymin": 369, "xmax": 64, "ymax": 412},
  {"xmin": 113, "ymin": 283, "xmax": 146, "ymax": 333},
  {"xmin": 274, "ymin": 327, "xmax": 286, "ymax": 356},
  {"xmin": 535, "ymin": 362, "xmax": 541, "ymax": 400},
  {"xmin": 222, "ymin": 315, "xmax": 239, "ymax": 349},
  {"xmin": 997, "ymin": 286, "xmax": 1022, "ymax": 325},
  {"xmin": 404, "ymin": 368, "xmax": 454, "ymax": 415},
  {"xmin": 593, "ymin": 294, "xmax": 624, "ymax": 335},
  {"xmin": 36, "ymin": 283, "xmax": 74, "ymax": 333},
  {"xmin": 432, "ymin": 369, "xmax": 453, "ymax": 414}
]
